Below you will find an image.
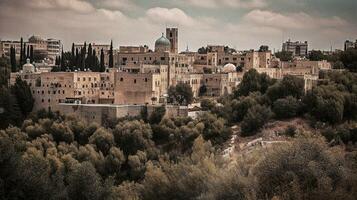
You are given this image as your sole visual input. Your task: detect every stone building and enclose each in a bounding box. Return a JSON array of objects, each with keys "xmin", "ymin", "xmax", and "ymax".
[
  {"xmin": 282, "ymin": 39, "xmax": 308, "ymax": 57},
  {"xmin": 0, "ymin": 36, "xmax": 61, "ymax": 63},
  {"xmin": 344, "ymin": 40, "xmax": 357, "ymax": 51}
]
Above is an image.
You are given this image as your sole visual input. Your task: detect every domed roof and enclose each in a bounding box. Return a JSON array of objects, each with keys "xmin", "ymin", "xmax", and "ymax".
[
  {"xmin": 29, "ymin": 35, "xmax": 44, "ymax": 43},
  {"xmin": 155, "ymin": 33, "xmax": 171, "ymax": 47},
  {"xmin": 23, "ymin": 58, "xmax": 35, "ymax": 73},
  {"xmin": 222, "ymin": 63, "xmax": 236, "ymax": 73}
]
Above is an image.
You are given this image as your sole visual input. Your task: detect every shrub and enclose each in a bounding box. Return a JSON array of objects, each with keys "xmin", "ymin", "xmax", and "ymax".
[
  {"xmin": 272, "ymin": 96, "xmax": 302, "ymax": 119},
  {"xmin": 241, "ymin": 105, "xmax": 273, "ymax": 136}
]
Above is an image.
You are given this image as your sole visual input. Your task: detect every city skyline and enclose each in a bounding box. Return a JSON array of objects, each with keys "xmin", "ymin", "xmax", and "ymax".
[{"xmin": 0, "ymin": 0, "xmax": 356, "ymax": 51}]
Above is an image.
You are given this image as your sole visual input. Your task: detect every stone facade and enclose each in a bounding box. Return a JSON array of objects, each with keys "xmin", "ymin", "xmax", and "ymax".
[{"xmin": 282, "ymin": 39, "xmax": 308, "ymax": 57}]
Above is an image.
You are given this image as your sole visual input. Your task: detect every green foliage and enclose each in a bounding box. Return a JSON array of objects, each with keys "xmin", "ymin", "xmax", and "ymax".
[
  {"xmin": 235, "ymin": 69, "xmax": 274, "ymax": 97},
  {"xmin": 0, "ymin": 87, "xmax": 23, "ymax": 129},
  {"xmin": 241, "ymin": 105, "xmax": 273, "ymax": 136},
  {"xmin": 109, "ymin": 40, "xmax": 114, "ymax": 68},
  {"xmin": 304, "ymin": 84, "xmax": 345, "ymax": 124},
  {"xmin": 89, "ymin": 127, "xmax": 115, "ymax": 155},
  {"xmin": 113, "ymin": 120, "xmax": 155, "ymax": 157},
  {"xmin": 308, "ymin": 50, "xmax": 326, "ymax": 61},
  {"xmin": 196, "ymin": 112, "xmax": 232, "ymax": 145},
  {"xmin": 340, "ymin": 48, "xmax": 357, "ymax": 72},
  {"xmin": 266, "ymin": 75, "xmax": 304, "ymax": 102},
  {"xmin": 273, "ymin": 96, "xmax": 302, "ymax": 119},
  {"xmin": 200, "ymin": 98, "xmax": 216, "ymax": 111},
  {"xmin": 283, "ymin": 125, "xmax": 298, "ymax": 137},
  {"xmin": 254, "ymin": 138, "xmax": 355, "ymax": 199},
  {"xmin": 0, "ymin": 57, "xmax": 11, "ymax": 86},
  {"xmin": 50, "ymin": 122, "xmax": 74, "ymax": 143},
  {"xmin": 168, "ymin": 83, "xmax": 194, "ymax": 105},
  {"xmin": 11, "ymin": 77, "xmax": 34, "ymax": 116},
  {"xmin": 275, "ymin": 51, "xmax": 293, "ymax": 61},
  {"xmin": 67, "ymin": 162, "xmax": 105, "ymax": 200},
  {"xmin": 230, "ymin": 92, "xmax": 263, "ymax": 123},
  {"xmin": 0, "ymin": 110, "xmax": 357, "ymax": 199},
  {"xmin": 148, "ymin": 105, "xmax": 166, "ymax": 124},
  {"xmin": 321, "ymin": 123, "xmax": 357, "ymax": 145}
]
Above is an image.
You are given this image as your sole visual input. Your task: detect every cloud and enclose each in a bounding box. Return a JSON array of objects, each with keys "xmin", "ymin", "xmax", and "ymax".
[
  {"xmin": 0, "ymin": 0, "xmax": 355, "ymax": 51},
  {"xmin": 96, "ymin": 0, "xmax": 138, "ymax": 11},
  {"xmin": 182, "ymin": 0, "xmax": 267, "ymax": 9},
  {"xmin": 243, "ymin": 10, "xmax": 348, "ymax": 30},
  {"xmin": 146, "ymin": 7, "xmax": 196, "ymax": 27},
  {"xmin": 27, "ymin": 0, "xmax": 95, "ymax": 13}
]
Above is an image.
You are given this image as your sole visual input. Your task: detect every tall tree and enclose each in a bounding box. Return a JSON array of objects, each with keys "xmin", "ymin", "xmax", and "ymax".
[
  {"xmin": 60, "ymin": 50, "xmax": 65, "ymax": 71},
  {"xmin": 10, "ymin": 77, "xmax": 34, "ymax": 117},
  {"xmin": 71, "ymin": 43, "xmax": 75, "ymax": 67},
  {"xmin": 0, "ymin": 86, "xmax": 23, "ymax": 128},
  {"xmin": 10, "ymin": 47, "xmax": 17, "ymax": 72},
  {"xmin": 86, "ymin": 43, "xmax": 93, "ymax": 69},
  {"xmin": 168, "ymin": 83, "xmax": 194, "ymax": 105},
  {"xmin": 75, "ymin": 48, "xmax": 80, "ymax": 70},
  {"xmin": 55, "ymin": 56, "xmax": 60, "ymax": 66},
  {"xmin": 30, "ymin": 45, "xmax": 34, "ymax": 63},
  {"xmin": 109, "ymin": 40, "xmax": 113, "ymax": 68},
  {"xmin": 81, "ymin": 42, "xmax": 87, "ymax": 71},
  {"xmin": 100, "ymin": 48, "xmax": 105, "ymax": 72},
  {"xmin": 26, "ymin": 45, "xmax": 30, "ymax": 59},
  {"xmin": 20, "ymin": 37, "xmax": 24, "ymax": 65},
  {"xmin": 22, "ymin": 43, "xmax": 27, "ymax": 64}
]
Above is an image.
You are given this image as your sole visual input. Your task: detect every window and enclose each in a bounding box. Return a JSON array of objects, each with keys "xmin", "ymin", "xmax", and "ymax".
[
  {"xmin": 145, "ymin": 78, "xmax": 148, "ymax": 82},
  {"xmin": 89, "ymin": 77, "xmax": 91, "ymax": 81},
  {"xmin": 42, "ymin": 91, "xmax": 44, "ymax": 94},
  {"xmin": 42, "ymin": 99, "xmax": 44, "ymax": 103},
  {"xmin": 120, "ymin": 78, "xmax": 123, "ymax": 82},
  {"xmin": 83, "ymin": 77, "xmax": 86, "ymax": 81},
  {"xmin": 134, "ymin": 79, "xmax": 137, "ymax": 84},
  {"xmin": 48, "ymin": 99, "xmax": 51, "ymax": 102}
]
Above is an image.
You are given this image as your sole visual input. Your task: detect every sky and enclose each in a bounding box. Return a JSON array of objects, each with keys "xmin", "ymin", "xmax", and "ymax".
[{"xmin": 0, "ymin": 0, "xmax": 356, "ymax": 52}]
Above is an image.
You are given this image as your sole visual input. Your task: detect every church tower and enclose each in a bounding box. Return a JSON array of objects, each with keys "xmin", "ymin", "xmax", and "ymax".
[{"xmin": 166, "ymin": 28, "xmax": 178, "ymax": 54}]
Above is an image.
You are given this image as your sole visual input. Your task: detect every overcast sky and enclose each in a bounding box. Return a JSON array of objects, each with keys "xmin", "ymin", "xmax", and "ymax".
[{"xmin": 0, "ymin": 0, "xmax": 356, "ymax": 52}]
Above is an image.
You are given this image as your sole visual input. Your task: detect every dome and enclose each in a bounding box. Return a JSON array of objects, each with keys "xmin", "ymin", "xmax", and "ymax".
[
  {"xmin": 222, "ymin": 63, "xmax": 236, "ymax": 73},
  {"xmin": 28, "ymin": 35, "xmax": 44, "ymax": 43},
  {"xmin": 155, "ymin": 33, "xmax": 171, "ymax": 52},
  {"xmin": 23, "ymin": 58, "xmax": 35, "ymax": 73}
]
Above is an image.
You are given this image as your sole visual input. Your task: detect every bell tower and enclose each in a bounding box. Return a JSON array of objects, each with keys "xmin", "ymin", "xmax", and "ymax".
[{"xmin": 166, "ymin": 28, "xmax": 178, "ymax": 54}]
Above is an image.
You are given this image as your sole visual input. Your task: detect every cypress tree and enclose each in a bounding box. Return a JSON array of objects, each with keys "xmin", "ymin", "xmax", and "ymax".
[
  {"xmin": 81, "ymin": 42, "xmax": 86, "ymax": 71},
  {"xmin": 75, "ymin": 48, "xmax": 79, "ymax": 70},
  {"xmin": 10, "ymin": 47, "xmax": 17, "ymax": 72},
  {"xmin": 109, "ymin": 40, "xmax": 113, "ymax": 68},
  {"xmin": 20, "ymin": 37, "xmax": 23, "ymax": 65},
  {"xmin": 26, "ymin": 45, "xmax": 30, "ymax": 59},
  {"xmin": 22, "ymin": 43, "xmax": 26, "ymax": 64},
  {"xmin": 60, "ymin": 50, "xmax": 65, "ymax": 71},
  {"xmin": 92, "ymin": 49, "xmax": 98, "ymax": 72},
  {"xmin": 71, "ymin": 43, "xmax": 75, "ymax": 67},
  {"xmin": 86, "ymin": 43, "xmax": 93, "ymax": 69},
  {"xmin": 55, "ymin": 56, "xmax": 59, "ymax": 66},
  {"xmin": 100, "ymin": 48, "xmax": 105, "ymax": 72},
  {"xmin": 10, "ymin": 77, "xmax": 34, "ymax": 117},
  {"xmin": 30, "ymin": 46, "xmax": 34, "ymax": 63}
]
